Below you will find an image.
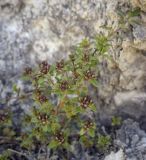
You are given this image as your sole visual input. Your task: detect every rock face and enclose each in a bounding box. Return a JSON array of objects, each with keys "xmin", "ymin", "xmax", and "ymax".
[
  {"xmin": 104, "ymin": 149, "xmax": 125, "ymax": 160},
  {"xmin": 0, "ymin": 0, "xmax": 131, "ymax": 76},
  {"xmin": 131, "ymin": 0, "xmax": 146, "ymax": 12},
  {"xmin": 116, "ymin": 119, "xmax": 146, "ymax": 160},
  {"xmin": 0, "ymin": 0, "xmax": 107, "ymax": 77},
  {"xmin": 0, "ymin": 0, "xmax": 146, "ymax": 137},
  {"xmin": 105, "ymin": 119, "xmax": 146, "ymax": 160}
]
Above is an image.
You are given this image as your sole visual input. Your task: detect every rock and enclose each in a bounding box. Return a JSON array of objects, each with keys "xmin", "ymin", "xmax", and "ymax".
[
  {"xmin": 104, "ymin": 149, "xmax": 125, "ymax": 160},
  {"xmin": 0, "ymin": 0, "xmax": 22, "ymax": 19},
  {"xmin": 114, "ymin": 91, "xmax": 146, "ymax": 119},
  {"xmin": 116, "ymin": 119, "xmax": 146, "ymax": 160},
  {"xmin": 0, "ymin": 0, "xmax": 130, "ymax": 77},
  {"xmin": 130, "ymin": 0, "xmax": 146, "ymax": 12},
  {"xmin": 119, "ymin": 43, "xmax": 146, "ymax": 90},
  {"xmin": 132, "ymin": 24, "xmax": 146, "ymax": 50}
]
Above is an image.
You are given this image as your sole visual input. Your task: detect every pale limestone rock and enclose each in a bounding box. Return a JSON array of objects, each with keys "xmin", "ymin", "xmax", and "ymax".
[
  {"xmin": 0, "ymin": 0, "xmax": 123, "ymax": 76},
  {"xmin": 0, "ymin": 0, "xmax": 23, "ymax": 19},
  {"xmin": 131, "ymin": 0, "xmax": 146, "ymax": 12},
  {"xmin": 133, "ymin": 40, "xmax": 146, "ymax": 50},
  {"xmin": 104, "ymin": 149, "xmax": 125, "ymax": 160},
  {"xmin": 114, "ymin": 91, "xmax": 146, "ymax": 119},
  {"xmin": 119, "ymin": 42, "xmax": 146, "ymax": 90}
]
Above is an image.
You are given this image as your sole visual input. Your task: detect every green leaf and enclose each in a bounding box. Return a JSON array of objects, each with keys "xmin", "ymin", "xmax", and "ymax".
[
  {"xmin": 0, "ymin": 150, "xmax": 11, "ymax": 160},
  {"xmin": 90, "ymin": 58, "xmax": 98, "ymax": 66},
  {"xmin": 67, "ymin": 89, "xmax": 75, "ymax": 94},
  {"xmin": 76, "ymin": 69, "xmax": 83, "ymax": 76},
  {"xmin": 51, "ymin": 122, "xmax": 60, "ymax": 132},
  {"xmin": 49, "ymin": 65, "xmax": 56, "ymax": 74},
  {"xmin": 42, "ymin": 125, "xmax": 51, "ymax": 132},
  {"xmin": 21, "ymin": 138, "xmax": 33, "ymax": 148},
  {"xmin": 62, "ymin": 141, "xmax": 70, "ymax": 149},
  {"xmin": 75, "ymin": 106, "xmax": 83, "ymax": 113},
  {"xmin": 48, "ymin": 140, "xmax": 59, "ymax": 149},
  {"xmin": 111, "ymin": 116, "xmax": 122, "ymax": 126},
  {"xmin": 38, "ymin": 78, "xmax": 45, "ymax": 85},
  {"xmin": 21, "ymin": 75, "xmax": 30, "ymax": 81},
  {"xmin": 12, "ymin": 84, "xmax": 18, "ymax": 92},
  {"xmin": 97, "ymin": 135, "xmax": 111, "ymax": 149},
  {"xmin": 80, "ymin": 135, "xmax": 93, "ymax": 147},
  {"xmin": 88, "ymin": 128, "xmax": 95, "ymax": 137},
  {"xmin": 79, "ymin": 38, "xmax": 90, "ymax": 48},
  {"xmin": 128, "ymin": 7, "xmax": 141, "ymax": 17},
  {"xmin": 89, "ymin": 79, "xmax": 98, "ymax": 87},
  {"xmin": 90, "ymin": 104, "xmax": 97, "ymax": 112},
  {"xmin": 80, "ymin": 128, "xmax": 86, "ymax": 136},
  {"xmin": 95, "ymin": 34, "xmax": 110, "ymax": 55}
]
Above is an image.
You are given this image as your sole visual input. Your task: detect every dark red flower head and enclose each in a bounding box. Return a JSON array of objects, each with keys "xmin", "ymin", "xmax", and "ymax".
[
  {"xmin": 54, "ymin": 132, "xmax": 65, "ymax": 144},
  {"xmin": 84, "ymin": 120, "xmax": 94, "ymax": 130},
  {"xmin": 80, "ymin": 95, "xmax": 93, "ymax": 109},
  {"xmin": 38, "ymin": 95, "xmax": 47, "ymax": 103},
  {"xmin": 39, "ymin": 61, "xmax": 50, "ymax": 74},
  {"xmin": 56, "ymin": 60, "xmax": 64, "ymax": 71},
  {"xmin": 60, "ymin": 81, "xmax": 69, "ymax": 91},
  {"xmin": 37, "ymin": 113, "xmax": 49, "ymax": 124},
  {"xmin": 84, "ymin": 69, "xmax": 95, "ymax": 80}
]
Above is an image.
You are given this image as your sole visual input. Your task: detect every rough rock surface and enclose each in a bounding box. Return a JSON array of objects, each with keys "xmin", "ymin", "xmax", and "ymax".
[
  {"xmin": 104, "ymin": 149, "xmax": 125, "ymax": 160},
  {"xmin": 115, "ymin": 119, "xmax": 146, "ymax": 160},
  {"xmin": 131, "ymin": 0, "xmax": 146, "ymax": 12},
  {"xmin": 0, "ymin": 0, "xmax": 132, "ymax": 76},
  {"xmin": 105, "ymin": 119, "xmax": 146, "ymax": 160}
]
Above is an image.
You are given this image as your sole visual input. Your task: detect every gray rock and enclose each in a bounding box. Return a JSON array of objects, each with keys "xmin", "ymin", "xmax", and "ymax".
[
  {"xmin": 116, "ymin": 119, "xmax": 146, "ymax": 160},
  {"xmin": 104, "ymin": 149, "xmax": 125, "ymax": 160},
  {"xmin": 133, "ymin": 25, "xmax": 146, "ymax": 42}
]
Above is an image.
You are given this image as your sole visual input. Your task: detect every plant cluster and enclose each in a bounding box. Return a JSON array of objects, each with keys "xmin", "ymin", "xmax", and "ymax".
[
  {"xmin": 20, "ymin": 36, "xmax": 110, "ymax": 152},
  {"xmin": 0, "ymin": 110, "xmax": 14, "ymax": 137}
]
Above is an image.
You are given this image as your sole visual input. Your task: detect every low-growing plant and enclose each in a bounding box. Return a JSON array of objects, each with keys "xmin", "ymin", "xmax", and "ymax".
[
  {"xmin": 97, "ymin": 135, "xmax": 111, "ymax": 151},
  {"xmin": 20, "ymin": 35, "xmax": 111, "ymax": 154},
  {"xmin": 0, "ymin": 3, "xmax": 140, "ymax": 159},
  {"xmin": 0, "ymin": 111, "xmax": 14, "ymax": 160},
  {"xmin": 0, "ymin": 109, "xmax": 15, "ymax": 138},
  {"xmin": 0, "ymin": 150, "xmax": 11, "ymax": 160},
  {"xmin": 111, "ymin": 116, "xmax": 122, "ymax": 127}
]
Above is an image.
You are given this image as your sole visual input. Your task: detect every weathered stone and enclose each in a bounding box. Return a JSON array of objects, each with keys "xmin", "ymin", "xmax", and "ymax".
[
  {"xmin": 0, "ymin": 0, "xmax": 22, "ymax": 19},
  {"xmin": 132, "ymin": 24, "xmax": 146, "ymax": 50},
  {"xmin": 118, "ymin": 44, "xmax": 146, "ymax": 90},
  {"xmin": 116, "ymin": 119, "xmax": 146, "ymax": 160},
  {"xmin": 104, "ymin": 149, "xmax": 125, "ymax": 160},
  {"xmin": 130, "ymin": 0, "xmax": 146, "ymax": 12},
  {"xmin": 114, "ymin": 91, "xmax": 146, "ymax": 119},
  {"xmin": 0, "ymin": 0, "xmax": 130, "ymax": 77}
]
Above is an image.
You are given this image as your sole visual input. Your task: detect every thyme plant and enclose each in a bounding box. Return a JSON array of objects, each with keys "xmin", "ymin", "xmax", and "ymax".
[{"xmin": 20, "ymin": 36, "xmax": 110, "ymax": 151}]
